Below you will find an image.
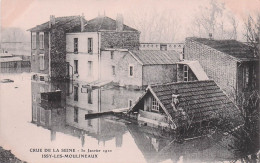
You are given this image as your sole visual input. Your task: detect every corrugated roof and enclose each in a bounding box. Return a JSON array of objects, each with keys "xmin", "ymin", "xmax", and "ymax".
[
  {"xmin": 150, "ymin": 80, "xmax": 240, "ymax": 124},
  {"xmin": 83, "ymin": 16, "xmax": 138, "ymax": 32},
  {"xmin": 130, "ymin": 50, "xmax": 180, "ymax": 65},
  {"xmin": 0, "ymin": 57, "xmax": 22, "ymax": 62},
  {"xmin": 177, "ymin": 60, "xmax": 209, "ymax": 80},
  {"xmin": 28, "ymin": 16, "xmax": 85, "ymax": 32},
  {"xmin": 188, "ymin": 37, "xmax": 258, "ymax": 61}
]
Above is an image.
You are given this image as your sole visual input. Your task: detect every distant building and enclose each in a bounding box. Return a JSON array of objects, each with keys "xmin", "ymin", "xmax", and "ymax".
[
  {"xmin": 65, "ymin": 15, "xmax": 140, "ymax": 82},
  {"xmin": 0, "ymin": 51, "xmax": 27, "ymax": 73},
  {"xmin": 28, "ymin": 15, "xmax": 86, "ymax": 80},
  {"xmin": 129, "ymin": 80, "xmax": 241, "ymax": 129},
  {"xmin": 139, "ymin": 43, "xmax": 184, "ymax": 53},
  {"xmin": 185, "ymin": 37, "xmax": 259, "ymax": 103}
]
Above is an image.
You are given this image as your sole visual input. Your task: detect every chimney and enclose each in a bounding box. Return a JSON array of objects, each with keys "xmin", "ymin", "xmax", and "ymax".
[
  {"xmin": 209, "ymin": 33, "xmax": 213, "ymax": 40},
  {"xmin": 49, "ymin": 15, "xmax": 55, "ymax": 28},
  {"xmin": 81, "ymin": 13, "xmax": 85, "ymax": 32},
  {"xmin": 116, "ymin": 14, "xmax": 124, "ymax": 32},
  {"xmin": 171, "ymin": 89, "xmax": 180, "ymax": 112}
]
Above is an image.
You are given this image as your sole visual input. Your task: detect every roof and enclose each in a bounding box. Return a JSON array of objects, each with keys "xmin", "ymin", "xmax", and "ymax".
[
  {"xmin": 187, "ymin": 37, "xmax": 258, "ymax": 61},
  {"xmin": 0, "ymin": 57, "xmax": 22, "ymax": 62},
  {"xmin": 130, "ymin": 80, "xmax": 241, "ymax": 126},
  {"xmin": 130, "ymin": 50, "xmax": 180, "ymax": 65},
  {"xmin": 28, "ymin": 16, "xmax": 85, "ymax": 32},
  {"xmin": 0, "ymin": 53, "xmax": 13, "ymax": 58},
  {"xmin": 177, "ymin": 60, "xmax": 209, "ymax": 80},
  {"xmin": 83, "ymin": 16, "xmax": 138, "ymax": 32}
]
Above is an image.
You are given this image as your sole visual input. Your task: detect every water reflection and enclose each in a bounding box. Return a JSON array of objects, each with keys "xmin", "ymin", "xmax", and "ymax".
[
  {"xmin": 29, "ymin": 80, "xmax": 259, "ymax": 163},
  {"xmin": 31, "ymin": 80, "xmax": 143, "ymax": 147}
]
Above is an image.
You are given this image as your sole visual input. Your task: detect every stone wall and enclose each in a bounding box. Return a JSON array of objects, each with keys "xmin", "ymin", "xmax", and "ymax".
[
  {"xmin": 143, "ymin": 64, "xmax": 177, "ymax": 86},
  {"xmin": 185, "ymin": 38, "xmax": 237, "ymax": 101},
  {"xmin": 116, "ymin": 51, "xmax": 143, "ymax": 87},
  {"xmin": 101, "ymin": 31, "xmax": 140, "ymax": 50}
]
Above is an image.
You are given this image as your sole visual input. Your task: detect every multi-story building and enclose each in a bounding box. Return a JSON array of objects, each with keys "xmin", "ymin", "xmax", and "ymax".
[
  {"xmin": 65, "ymin": 15, "xmax": 140, "ymax": 82},
  {"xmin": 28, "ymin": 15, "xmax": 86, "ymax": 80},
  {"xmin": 184, "ymin": 37, "xmax": 259, "ymax": 103}
]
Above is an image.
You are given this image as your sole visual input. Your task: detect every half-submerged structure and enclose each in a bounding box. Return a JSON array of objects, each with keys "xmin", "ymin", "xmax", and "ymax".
[{"xmin": 128, "ymin": 80, "xmax": 241, "ymax": 130}]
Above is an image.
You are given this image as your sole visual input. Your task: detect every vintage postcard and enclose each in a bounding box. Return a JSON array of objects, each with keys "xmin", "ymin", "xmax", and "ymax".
[{"xmin": 0, "ymin": 0, "xmax": 259, "ymax": 162}]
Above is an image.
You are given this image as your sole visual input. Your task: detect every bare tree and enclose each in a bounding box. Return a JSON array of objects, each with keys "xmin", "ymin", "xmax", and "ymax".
[
  {"xmin": 125, "ymin": 8, "xmax": 180, "ymax": 43},
  {"xmin": 244, "ymin": 14, "xmax": 260, "ymax": 57}
]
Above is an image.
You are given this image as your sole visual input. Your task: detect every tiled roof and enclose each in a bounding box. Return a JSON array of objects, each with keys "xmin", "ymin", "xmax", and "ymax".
[
  {"xmin": 28, "ymin": 16, "xmax": 85, "ymax": 32},
  {"xmin": 150, "ymin": 80, "xmax": 240, "ymax": 124},
  {"xmin": 83, "ymin": 16, "xmax": 138, "ymax": 32},
  {"xmin": 188, "ymin": 37, "xmax": 258, "ymax": 61},
  {"xmin": 130, "ymin": 50, "xmax": 180, "ymax": 65}
]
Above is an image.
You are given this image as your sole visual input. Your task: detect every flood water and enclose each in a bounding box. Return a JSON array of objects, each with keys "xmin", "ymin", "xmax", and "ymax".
[{"xmin": 0, "ymin": 73, "xmax": 259, "ymax": 163}]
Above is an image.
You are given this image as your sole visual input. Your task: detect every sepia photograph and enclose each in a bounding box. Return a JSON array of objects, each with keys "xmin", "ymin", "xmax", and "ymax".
[{"xmin": 0, "ymin": 0, "xmax": 259, "ymax": 162}]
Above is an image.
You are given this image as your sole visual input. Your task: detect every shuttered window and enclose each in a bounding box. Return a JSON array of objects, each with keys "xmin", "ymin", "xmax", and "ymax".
[
  {"xmin": 32, "ymin": 33, "xmax": 36, "ymax": 49},
  {"xmin": 39, "ymin": 32, "xmax": 44, "ymax": 49}
]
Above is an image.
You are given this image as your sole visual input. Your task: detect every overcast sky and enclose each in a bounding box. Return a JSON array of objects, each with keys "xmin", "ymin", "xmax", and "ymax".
[{"xmin": 1, "ymin": 0, "xmax": 260, "ymax": 42}]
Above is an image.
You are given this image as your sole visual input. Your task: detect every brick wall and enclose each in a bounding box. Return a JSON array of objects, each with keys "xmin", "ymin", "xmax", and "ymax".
[
  {"xmin": 101, "ymin": 31, "xmax": 140, "ymax": 50},
  {"xmin": 50, "ymin": 28, "xmax": 67, "ymax": 79},
  {"xmin": 143, "ymin": 64, "xmax": 177, "ymax": 86},
  {"xmin": 185, "ymin": 38, "xmax": 237, "ymax": 100}
]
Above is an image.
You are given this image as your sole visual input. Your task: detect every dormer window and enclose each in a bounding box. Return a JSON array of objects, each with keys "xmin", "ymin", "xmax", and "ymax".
[
  {"xmin": 184, "ymin": 65, "xmax": 189, "ymax": 81},
  {"xmin": 151, "ymin": 97, "xmax": 159, "ymax": 112}
]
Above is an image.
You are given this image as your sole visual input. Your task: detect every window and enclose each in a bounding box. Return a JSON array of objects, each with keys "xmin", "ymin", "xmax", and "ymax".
[
  {"xmin": 88, "ymin": 111, "xmax": 93, "ymax": 126},
  {"xmin": 32, "ymin": 106, "xmax": 37, "ymax": 121},
  {"xmin": 112, "ymin": 66, "xmax": 116, "ymax": 76},
  {"xmin": 32, "ymin": 54, "xmax": 35, "ymax": 61},
  {"xmin": 128, "ymin": 99, "xmax": 133, "ymax": 108},
  {"xmin": 88, "ymin": 61, "xmax": 93, "ymax": 76},
  {"xmin": 32, "ymin": 33, "xmax": 36, "ymax": 49},
  {"xmin": 243, "ymin": 66, "xmax": 249, "ymax": 89},
  {"xmin": 184, "ymin": 65, "xmax": 189, "ymax": 82},
  {"xmin": 152, "ymin": 97, "xmax": 159, "ymax": 112},
  {"xmin": 88, "ymin": 38, "xmax": 93, "ymax": 53},
  {"xmin": 88, "ymin": 88, "xmax": 93, "ymax": 104},
  {"xmin": 129, "ymin": 65, "xmax": 134, "ymax": 77},
  {"xmin": 160, "ymin": 44, "xmax": 167, "ymax": 51},
  {"xmin": 74, "ymin": 60, "xmax": 78, "ymax": 74},
  {"xmin": 74, "ymin": 38, "xmax": 78, "ymax": 53},
  {"xmin": 111, "ymin": 51, "xmax": 114, "ymax": 59},
  {"xmin": 39, "ymin": 54, "xmax": 44, "ymax": 70},
  {"xmin": 39, "ymin": 32, "xmax": 44, "ymax": 49},
  {"xmin": 40, "ymin": 108, "xmax": 46, "ymax": 124},
  {"xmin": 74, "ymin": 107, "xmax": 78, "ymax": 123},
  {"xmin": 33, "ymin": 94, "xmax": 36, "ymax": 102},
  {"xmin": 74, "ymin": 86, "xmax": 78, "ymax": 101}
]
